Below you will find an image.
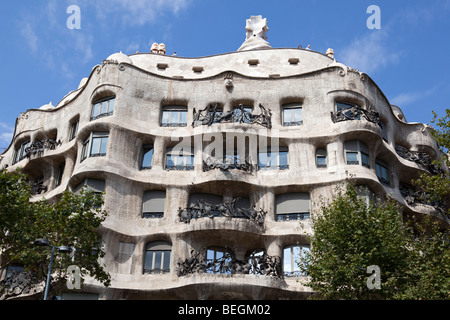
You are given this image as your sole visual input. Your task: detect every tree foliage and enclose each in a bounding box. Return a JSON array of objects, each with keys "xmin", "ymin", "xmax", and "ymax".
[
  {"xmin": 0, "ymin": 169, "xmax": 110, "ymax": 299},
  {"xmin": 302, "ymin": 181, "xmax": 449, "ymax": 300},
  {"xmin": 301, "ymin": 110, "xmax": 450, "ymax": 299},
  {"xmin": 413, "ymin": 109, "xmax": 450, "ymax": 218},
  {"xmin": 302, "ymin": 182, "xmax": 410, "ymax": 299}
]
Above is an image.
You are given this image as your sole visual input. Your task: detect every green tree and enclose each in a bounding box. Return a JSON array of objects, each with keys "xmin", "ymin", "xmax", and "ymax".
[
  {"xmin": 301, "ymin": 182, "xmax": 410, "ymax": 299},
  {"xmin": 413, "ymin": 109, "xmax": 450, "ymax": 219},
  {"xmin": 395, "ymin": 216, "xmax": 449, "ymax": 300},
  {"xmin": 403, "ymin": 108, "xmax": 450, "ymax": 299},
  {"xmin": 302, "ymin": 110, "xmax": 450, "ymax": 300},
  {"xmin": 0, "ymin": 169, "xmax": 110, "ymax": 299}
]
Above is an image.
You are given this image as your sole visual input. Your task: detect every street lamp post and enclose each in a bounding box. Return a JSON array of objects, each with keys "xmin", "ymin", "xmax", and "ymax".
[{"xmin": 34, "ymin": 238, "xmax": 71, "ymax": 300}]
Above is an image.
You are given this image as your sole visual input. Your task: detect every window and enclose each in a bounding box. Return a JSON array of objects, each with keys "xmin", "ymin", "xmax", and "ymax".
[
  {"xmin": 380, "ymin": 120, "xmax": 388, "ymax": 142},
  {"xmin": 91, "ymin": 134, "xmax": 108, "ymax": 157},
  {"xmin": 161, "ymin": 105, "xmax": 187, "ymax": 127},
  {"xmin": 4, "ymin": 264, "xmax": 25, "ymax": 279},
  {"xmin": 69, "ymin": 118, "xmax": 79, "ymax": 141},
  {"xmin": 206, "ymin": 105, "xmax": 223, "ymax": 124},
  {"xmin": 400, "ymin": 182, "xmax": 415, "ymax": 200},
  {"xmin": 283, "ymin": 245, "xmax": 310, "ymax": 277},
  {"xmin": 345, "ymin": 140, "xmax": 370, "ymax": 168},
  {"xmin": 376, "ymin": 160, "xmax": 390, "ymax": 186},
  {"xmin": 316, "ymin": 148, "xmax": 327, "ymax": 168},
  {"xmin": 13, "ymin": 140, "xmax": 30, "ymax": 164},
  {"xmin": 117, "ymin": 242, "xmax": 135, "ymax": 274},
  {"xmin": 247, "ymin": 250, "xmax": 265, "ymax": 275},
  {"xmin": 142, "ymin": 190, "xmax": 166, "ymax": 218},
  {"xmin": 81, "ymin": 132, "xmax": 109, "ymax": 162},
  {"xmin": 144, "ymin": 241, "xmax": 171, "ymax": 274},
  {"xmin": 165, "ymin": 147, "xmax": 194, "ymax": 170},
  {"xmin": 73, "ymin": 179, "xmax": 105, "ymax": 208},
  {"xmin": 282, "ymin": 103, "xmax": 303, "ymax": 126},
  {"xmin": 258, "ymin": 146, "xmax": 289, "ymax": 170},
  {"xmin": 361, "ymin": 151, "xmax": 370, "ymax": 168},
  {"xmin": 356, "ymin": 185, "xmax": 375, "ymax": 207},
  {"xmin": 206, "ymin": 247, "xmax": 232, "ymax": 274},
  {"xmin": 55, "ymin": 162, "xmax": 65, "ymax": 187},
  {"xmin": 233, "ymin": 105, "xmax": 253, "ymax": 123},
  {"xmin": 336, "ymin": 102, "xmax": 360, "ymax": 120},
  {"xmin": 91, "ymin": 97, "xmax": 115, "ymax": 121},
  {"xmin": 275, "ymin": 193, "xmax": 311, "ymax": 221},
  {"xmin": 141, "ymin": 145, "xmax": 153, "ymax": 170},
  {"xmin": 73, "ymin": 178, "xmax": 105, "ymax": 195},
  {"xmin": 188, "ymin": 193, "xmax": 223, "ymax": 217}
]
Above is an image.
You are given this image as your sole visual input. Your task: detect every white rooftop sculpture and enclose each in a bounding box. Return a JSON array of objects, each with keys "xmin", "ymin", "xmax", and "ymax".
[{"xmin": 237, "ymin": 15, "xmax": 272, "ymax": 51}]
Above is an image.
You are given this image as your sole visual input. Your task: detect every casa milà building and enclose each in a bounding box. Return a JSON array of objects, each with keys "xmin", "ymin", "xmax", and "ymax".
[{"xmin": 0, "ymin": 16, "xmax": 445, "ymax": 300}]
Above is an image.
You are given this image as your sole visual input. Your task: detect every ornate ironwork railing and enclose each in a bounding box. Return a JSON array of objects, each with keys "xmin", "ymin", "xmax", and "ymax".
[
  {"xmin": 400, "ymin": 184, "xmax": 446, "ymax": 215},
  {"xmin": 30, "ymin": 178, "xmax": 47, "ymax": 195},
  {"xmin": 192, "ymin": 103, "xmax": 272, "ymax": 129},
  {"xmin": 90, "ymin": 111, "xmax": 114, "ymax": 121},
  {"xmin": 165, "ymin": 164, "xmax": 194, "ymax": 171},
  {"xmin": 283, "ymin": 120, "xmax": 303, "ymax": 126},
  {"xmin": 331, "ymin": 105, "xmax": 381, "ymax": 126},
  {"xmin": 176, "ymin": 248, "xmax": 283, "ymax": 279},
  {"xmin": 160, "ymin": 122, "xmax": 187, "ymax": 128},
  {"xmin": 394, "ymin": 145, "xmax": 440, "ymax": 175},
  {"xmin": 178, "ymin": 198, "xmax": 266, "ymax": 225},
  {"xmin": 276, "ymin": 212, "xmax": 310, "ymax": 221},
  {"xmin": 203, "ymin": 156, "xmax": 254, "ymax": 173},
  {"xmin": 24, "ymin": 139, "xmax": 62, "ymax": 159}
]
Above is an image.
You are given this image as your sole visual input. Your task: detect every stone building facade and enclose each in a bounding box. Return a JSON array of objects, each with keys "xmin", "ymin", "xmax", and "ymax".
[{"xmin": 0, "ymin": 16, "xmax": 444, "ymax": 300}]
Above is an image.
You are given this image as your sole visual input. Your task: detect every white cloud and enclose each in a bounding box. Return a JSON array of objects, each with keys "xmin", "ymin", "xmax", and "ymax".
[
  {"xmin": 18, "ymin": 2, "xmax": 94, "ymax": 78},
  {"xmin": 0, "ymin": 122, "xmax": 15, "ymax": 147},
  {"xmin": 338, "ymin": 29, "xmax": 401, "ymax": 75},
  {"xmin": 89, "ymin": 0, "xmax": 192, "ymax": 26},
  {"xmin": 391, "ymin": 85, "xmax": 439, "ymax": 107},
  {"xmin": 20, "ymin": 23, "xmax": 39, "ymax": 53}
]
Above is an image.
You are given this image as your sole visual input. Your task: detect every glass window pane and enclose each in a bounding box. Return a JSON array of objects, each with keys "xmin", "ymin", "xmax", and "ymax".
[
  {"xmin": 144, "ymin": 251, "xmax": 154, "ymax": 270},
  {"xmin": 101, "ymin": 101, "xmax": 108, "ymax": 114},
  {"xmin": 82, "ymin": 140, "xmax": 89, "ymax": 159},
  {"xmin": 185, "ymin": 155, "xmax": 194, "ymax": 169},
  {"xmin": 317, "ymin": 155, "xmax": 327, "ymax": 167},
  {"xmin": 166, "ymin": 155, "xmax": 174, "ymax": 168},
  {"xmin": 108, "ymin": 99, "xmax": 115, "ymax": 113},
  {"xmin": 207, "ymin": 249, "xmax": 215, "ymax": 260},
  {"xmin": 376, "ymin": 164, "xmax": 382, "ymax": 177},
  {"xmin": 163, "ymin": 251, "xmax": 171, "ymax": 271},
  {"xmin": 293, "ymin": 108, "xmax": 302, "ymax": 122},
  {"xmin": 161, "ymin": 111, "xmax": 170, "ymax": 125},
  {"xmin": 346, "ymin": 152, "xmax": 358, "ymax": 164},
  {"xmin": 179, "ymin": 111, "xmax": 187, "ymax": 124},
  {"xmin": 361, "ymin": 152, "xmax": 370, "ymax": 167},
  {"xmin": 171, "ymin": 111, "xmax": 179, "ymax": 124},
  {"xmin": 383, "ymin": 167, "xmax": 389, "ymax": 180},
  {"xmin": 99, "ymin": 137, "xmax": 108, "ymax": 154},
  {"xmin": 142, "ymin": 148, "xmax": 153, "ymax": 168},
  {"xmin": 283, "ymin": 247, "xmax": 292, "ymax": 273},
  {"xmin": 279, "ymin": 151, "xmax": 288, "ymax": 168},
  {"xmin": 293, "ymin": 246, "xmax": 301, "ymax": 272},
  {"xmin": 153, "ymin": 251, "xmax": 162, "ymax": 270},
  {"xmin": 91, "ymin": 138, "xmax": 100, "ymax": 155},
  {"xmin": 283, "ymin": 108, "xmax": 292, "ymax": 123},
  {"xmin": 258, "ymin": 152, "xmax": 268, "ymax": 168},
  {"xmin": 92, "ymin": 103, "xmax": 100, "ymax": 117}
]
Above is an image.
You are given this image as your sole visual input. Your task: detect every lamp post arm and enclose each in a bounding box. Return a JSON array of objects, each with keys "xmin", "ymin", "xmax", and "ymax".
[{"xmin": 43, "ymin": 246, "xmax": 55, "ymax": 300}]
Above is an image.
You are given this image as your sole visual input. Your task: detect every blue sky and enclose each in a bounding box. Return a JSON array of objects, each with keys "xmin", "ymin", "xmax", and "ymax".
[{"xmin": 0, "ymin": 0, "xmax": 449, "ymax": 151}]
